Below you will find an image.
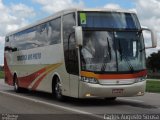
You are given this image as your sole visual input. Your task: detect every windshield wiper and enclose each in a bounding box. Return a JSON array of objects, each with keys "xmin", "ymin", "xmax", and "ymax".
[
  {"xmin": 118, "ymin": 40, "xmax": 134, "ymax": 73},
  {"xmin": 101, "ymin": 38, "xmax": 111, "ymax": 71},
  {"xmin": 139, "ymin": 48, "xmax": 145, "ymax": 52}
]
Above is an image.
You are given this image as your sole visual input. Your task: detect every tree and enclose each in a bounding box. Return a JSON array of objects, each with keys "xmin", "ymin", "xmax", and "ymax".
[
  {"xmin": 147, "ymin": 51, "xmax": 160, "ymax": 72},
  {"xmin": 0, "ymin": 66, "xmax": 3, "ymax": 71}
]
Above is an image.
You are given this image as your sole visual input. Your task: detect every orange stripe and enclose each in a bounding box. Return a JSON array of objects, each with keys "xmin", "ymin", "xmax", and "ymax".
[
  {"xmin": 32, "ymin": 73, "xmax": 47, "ymax": 90},
  {"xmin": 4, "ymin": 55, "xmax": 62, "ymax": 88},
  {"xmin": 31, "ymin": 63, "xmax": 62, "ymax": 90},
  {"xmin": 80, "ymin": 71, "xmax": 98, "ymax": 78},
  {"xmin": 80, "ymin": 70, "xmax": 147, "ymax": 80}
]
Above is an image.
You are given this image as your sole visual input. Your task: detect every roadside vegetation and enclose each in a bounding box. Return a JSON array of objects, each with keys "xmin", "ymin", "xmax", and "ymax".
[
  {"xmin": 0, "ymin": 71, "xmax": 4, "ymax": 79},
  {"xmin": 147, "ymin": 51, "xmax": 160, "ymax": 79},
  {"xmin": 146, "ymin": 80, "xmax": 160, "ymax": 93}
]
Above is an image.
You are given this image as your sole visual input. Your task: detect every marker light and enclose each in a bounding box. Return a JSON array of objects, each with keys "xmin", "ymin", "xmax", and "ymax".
[
  {"xmin": 85, "ymin": 93, "xmax": 91, "ymax": 97},
  {"xmin": 135, "ymin": 77, "xmax": 146, "ymax": 83},
  {"xmin": 137, "ymin": 91, "xmax": 144, "ymax": 96}
]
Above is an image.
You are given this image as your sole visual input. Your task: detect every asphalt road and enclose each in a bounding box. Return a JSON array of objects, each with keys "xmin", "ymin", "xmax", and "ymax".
[{"xmin": 0, "ymin": 79, "xmax": 160, "ymax": 120}]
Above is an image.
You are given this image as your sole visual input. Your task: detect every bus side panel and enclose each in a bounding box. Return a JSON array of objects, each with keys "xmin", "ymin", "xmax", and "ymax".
[
  {"xmin": 4, "ymin": 54, "xmax": 14, "ymax": 86},
  {"xmin": 33, "ymin": 64, "xmax": 69, "ymax": 94},
  {"xmin": 4, "ymin": 44, "xmax": 72, "ymax": 96},
  {"xmin": 69, "ymin": 74, "xmax": 79, "ymax": 98}
]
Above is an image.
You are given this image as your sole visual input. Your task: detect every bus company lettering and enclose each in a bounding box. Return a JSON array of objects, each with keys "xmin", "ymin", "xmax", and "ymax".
[
  {"xmin": 28, "ymin": 53, "xmax": 41, "ymax": 60},
  {"xmin": 17, "ymin": 53, "xmax": 41, "ymax": 61}
]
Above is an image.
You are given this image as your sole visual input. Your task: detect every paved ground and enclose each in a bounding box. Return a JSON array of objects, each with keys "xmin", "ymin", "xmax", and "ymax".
[{"xmin": 0, "ymin": 79, "xmax": 160, "ymax": 120}]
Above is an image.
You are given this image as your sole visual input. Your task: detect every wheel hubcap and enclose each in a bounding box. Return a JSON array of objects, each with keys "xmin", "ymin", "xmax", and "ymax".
[
  {"xmin": 55, "ymin": 81, "xmax": 62, "ymax": 98},
  {"xmin": 14, "ymin": 82, "xmax": 18, "ymax": 90}
]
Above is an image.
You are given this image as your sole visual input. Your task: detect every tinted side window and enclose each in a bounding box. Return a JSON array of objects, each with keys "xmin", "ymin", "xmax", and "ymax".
[
  {"xmin": 36, "ymin": 17, "xmax": 61, "ymax": 46},
  {"xmin": 9, "ymin": 17, "xmax": 61, "ymax": 52},
  {"xmin": 49, "ymin": 18, "xmax": 61, "ymax": 44},
  {"xmin": 63, "ymin": 13, "xmax": 79, "ymax": 75}
]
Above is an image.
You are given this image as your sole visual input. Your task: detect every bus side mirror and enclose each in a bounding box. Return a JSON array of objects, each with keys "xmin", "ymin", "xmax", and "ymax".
[
  {"xmin": 142, "ymin": 27, "xmax": 157, "ymax": 49},
  {"xmin": 75, "ymin": 26, "xmax": 83, "ymax": 46}
]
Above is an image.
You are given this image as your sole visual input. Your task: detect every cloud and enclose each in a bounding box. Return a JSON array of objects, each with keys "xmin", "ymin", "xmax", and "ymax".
[
  {"xmin": 134, "ymin": 0, "xmax": 160, "ymax": 30},
  {"xmin": 34, "ymin": 0, "xmax": 84, "ymax": 14},
  {"xmin": 133, "ymin": 0, "xmax": 160, "ymax": 56},
  {"xmin": 10, "ymin": 3, "xmax": 35, "ymax": 19},
  {"xmin": 104, "ymin": 3, "xmax": 121, "ymax": 10},
  {"xmin": 104, "ymin": 1, "xmax": 160, "ymax": 56},
  {"xmin": 0, "ymin": 36, "xmax": 4, "ymax": 44},
  {"xmin": 135, "ymin": 0, "xmax": 160, "ymax": 20},
  {"xmin": 0, "ymin": 36, "xmax": 4, "ymax": 65},
  {"xmin": 0, "ymin": 2, "xmax": 35, "ymax": 36},
  {"xmin": 0, "ymin": 0, "xmax": 36, "ymax": 65}
]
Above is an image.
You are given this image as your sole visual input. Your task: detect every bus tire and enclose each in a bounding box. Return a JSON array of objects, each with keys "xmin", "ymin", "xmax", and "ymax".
[
  {"xmin": 53, "ymin": 77, "xmax": 64, "ymax": 101},
  {"xmin": 13, "ymin": 74, "xmax": 22, "ymax": 93},
  {"xmin": 105, "ymin": 97, "xmax": 117, "ymax": 101}
]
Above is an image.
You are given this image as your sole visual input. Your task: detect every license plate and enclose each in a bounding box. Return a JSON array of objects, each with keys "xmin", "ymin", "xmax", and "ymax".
[{"xmin": 112, "ymin": 89, "xmax": 124, "ymax": 94}]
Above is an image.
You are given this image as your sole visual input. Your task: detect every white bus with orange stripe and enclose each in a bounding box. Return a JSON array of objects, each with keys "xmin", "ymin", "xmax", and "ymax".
[{"xmin": 4, "ymin": 8, "xmax": 157, "ymax": 100}]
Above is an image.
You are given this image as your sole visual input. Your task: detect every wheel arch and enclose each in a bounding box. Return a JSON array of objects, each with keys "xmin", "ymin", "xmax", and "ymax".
[
  {"xmin": 51, "ymin": 72, "xmax": 62, "ymax": 93},
  {"xmin": 13, "ymin": 71, "xmax": 18, "ymax": 85}
]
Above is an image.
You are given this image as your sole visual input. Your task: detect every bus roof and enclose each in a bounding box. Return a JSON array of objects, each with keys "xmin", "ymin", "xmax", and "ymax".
[{"xmin": 6, "ymin": 8, "xmax": 136, "ymax": 36}]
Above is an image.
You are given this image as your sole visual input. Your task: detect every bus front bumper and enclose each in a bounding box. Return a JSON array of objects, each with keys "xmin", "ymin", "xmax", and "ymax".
[{"xmin": 79, "ymin": 81, "xmax": 146, "ymax": 98}]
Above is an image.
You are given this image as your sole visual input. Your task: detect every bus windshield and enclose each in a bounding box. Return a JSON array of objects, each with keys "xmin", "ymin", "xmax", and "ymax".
[
  {"xmin": 80, "ymin": 31, "xmax": 145, "ymax": 73},
  {"xmin": 79, "ymin": 12, "xmax": 145, "ymax": 73},
  {"xmin": 78, "ymin": 12, "xmax": 141, "ymax": 30}
]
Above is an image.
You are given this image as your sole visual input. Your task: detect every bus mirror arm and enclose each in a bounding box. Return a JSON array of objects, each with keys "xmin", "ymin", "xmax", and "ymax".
[
  {"xmin": 74, "ymin": 26, "xmax": 83, "ymax": 46},
  {"xmin": 142, "ymin": 27, "xmax": 157, "ymax": 49}
]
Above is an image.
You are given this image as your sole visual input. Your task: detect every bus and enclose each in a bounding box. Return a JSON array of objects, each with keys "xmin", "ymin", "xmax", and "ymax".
[{"xmin": 4, "ymin": 8, "xmax": 157, "ymax": 101}]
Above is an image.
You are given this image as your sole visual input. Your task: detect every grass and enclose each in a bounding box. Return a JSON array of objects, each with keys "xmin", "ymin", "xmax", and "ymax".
[
  {"xmin": 0, "ymin": 71, "xmax": 4, "ymax": 79},
  {"xmin": 146, "ymin": 80, "xmax": 160, "ymax": 93}
]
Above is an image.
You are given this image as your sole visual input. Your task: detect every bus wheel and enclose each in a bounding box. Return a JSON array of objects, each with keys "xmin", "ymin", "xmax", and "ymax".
[
  {"xmin": 13, "ymin": 75, "xmax": 21, "ymax": 93},
  {"xmin": 105, "ymin": 97, "xmax": 117, "ymax": 101},
  {"xmin": 54, "ymin": 77, "xmax": 64, "ymax": 101}
]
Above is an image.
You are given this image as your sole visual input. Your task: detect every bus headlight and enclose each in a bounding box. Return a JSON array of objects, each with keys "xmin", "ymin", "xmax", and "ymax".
[
  {"xmin": 135, "ymin": 77, "xmax": 146, "ymax": 83},
  {"xmin": 81, "ymin": 76, "xmax": 99, "ymax": 84}
]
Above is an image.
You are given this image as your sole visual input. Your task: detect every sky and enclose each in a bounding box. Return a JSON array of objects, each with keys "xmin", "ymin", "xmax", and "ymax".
[{"xmin": 0, "ymin": 0, "xmax": 160, "ymax": 65}]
